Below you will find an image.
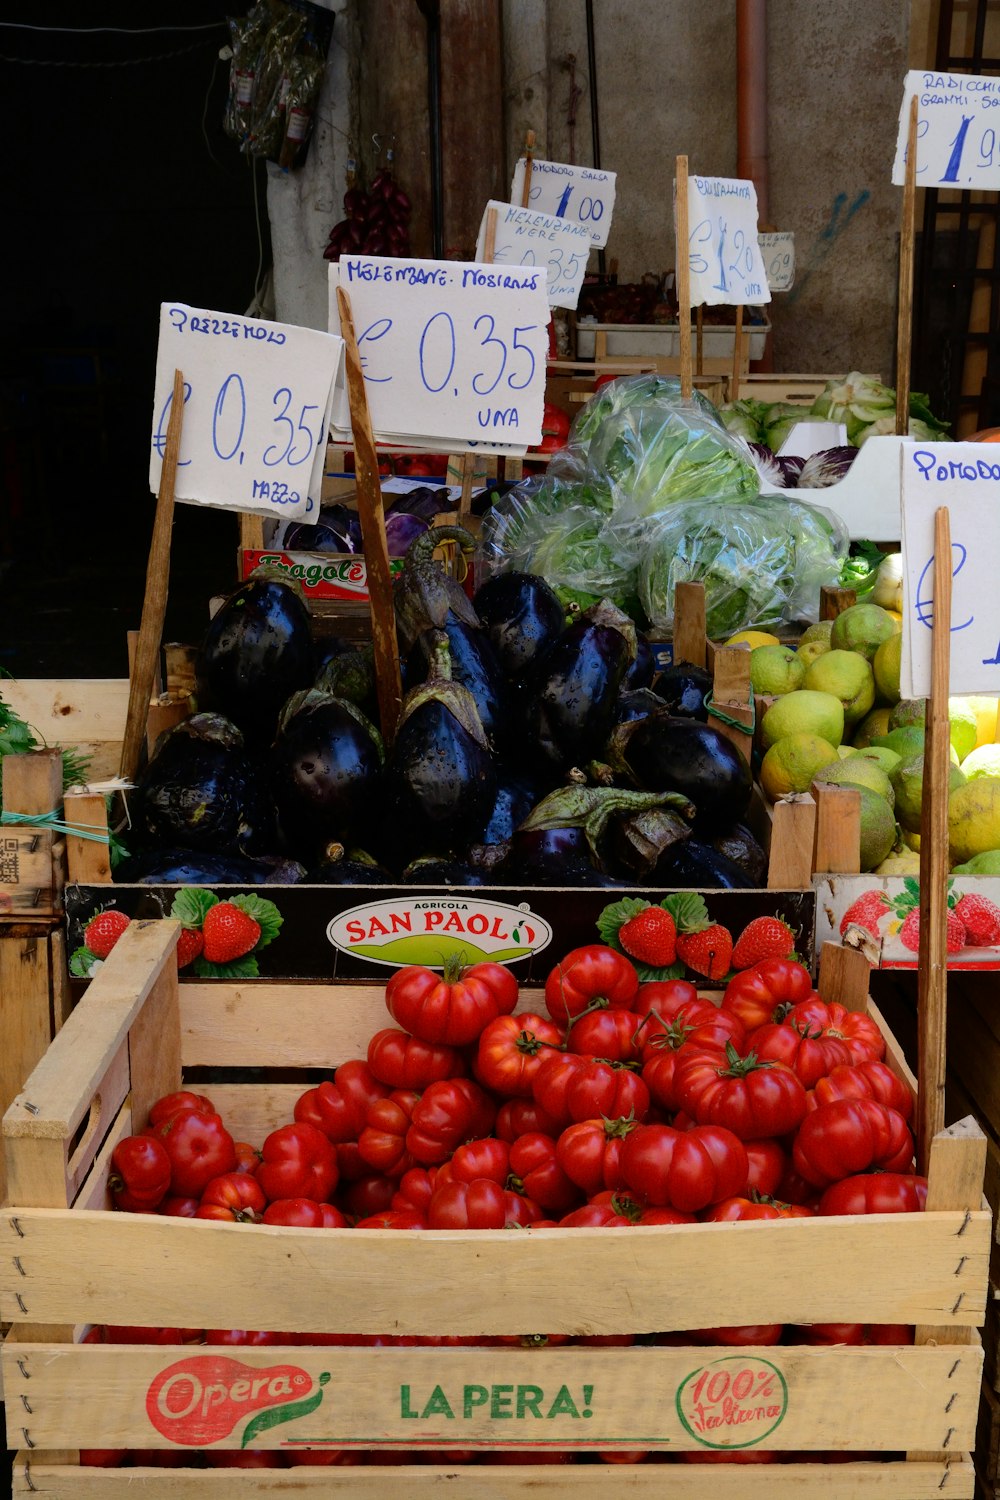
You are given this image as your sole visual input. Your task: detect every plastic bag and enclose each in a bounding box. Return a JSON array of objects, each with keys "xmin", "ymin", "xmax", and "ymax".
[
  {"xmin": 638, "ymin": 494, "xmax": 849, "ymax": 638},
  {"xmin": 224, "ymin": 4, "xmax": 272, "ymax": 145}
]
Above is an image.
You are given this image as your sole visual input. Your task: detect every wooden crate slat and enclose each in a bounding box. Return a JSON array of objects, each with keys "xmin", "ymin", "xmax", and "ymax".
[
  {"xmin": 0, "ymin": 680, "xmax": 130, "ymax": 752},
  {"xmin": 0, "ymin": 1207, "xmax": 988, "ymax": 1335},
  {"xmin": 6, "ymin": 1457, "xmax": 978, "ymax": 1499},
  {"xmin": 1, "ymin": 1341, "xmax": 982, "ymax": 1454}
]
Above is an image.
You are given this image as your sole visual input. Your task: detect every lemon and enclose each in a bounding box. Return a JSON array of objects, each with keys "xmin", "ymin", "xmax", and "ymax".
[
  {"xmin": 876, "ymin": 726, "xmax": 925, "ymax": 761},
  {"xmin": 829, "ymin": 603, "xmax": 897, "ymax": 662},
  {"xmin": 852, "ymin": 707, "xmax": 893, "ymax": 748},
  {"xmin": 959, "ymin": 695, "xmax": 1000, "ymax": 749},
  {"xmin": 749, "ymin": 644, "xmax": 805, "ymax": 696},
  {"xmin": 948, "ymin": 699, "xmax": 979, "ymax": 763},
  {"xmin": 889, "ymin": 699, "xmax": 926, "ymax": 731},
  {"xmin": 958, "ymin": 743, "xmax": 1000, "ymax": 781},
  {"xmin": 798, "ymin": 620, "xmax": 835, "ymax": 648},
  {"xmin": 760, "ymin": 733, "xmax": 841, "ymax": 800},
  {"xmin": 814, "ymin": 756, "xmax": 894, "ymax": 807},
  {"xmin": 802, "ymin": 650, "xmax": 875, "ymax": 728},
  {"xmin": 851, "ymin": 746, "xmax": 902, "ymax": 775},
  {"xmin": 949, "ymin": 777, "xmax": 1000, "ymax": 865},
  {"xmin": 726, "ymin": 630, "xmax": 780, "ymax": 649},
  {"xmin": 886, "ymin": 610, "xmax": 903, "ymax": 630},
  {"xmin": 952, "ymin": 849, "xmax": 1000, "ymax": 874},
  {"xmin": 872, "ymin": 632, "xmax": 901, "ymax": 706},
  {"xmin": 797, "ymin": 640, "xmax": 831, "ymax": 670},
  {"xmin": 902, "ymin": 827, "xmax": 921, "ymax": 851},
  {"xmin": 760, "ymin": 690, "xmax": 845, "ymax": 750},
  {"xmin": 875, "ymin": 848, "xmax": 921, "ymax": 875},
  {"xmin": 891, "ymin": 754, "xmax": 966, "ymax": 834},
  {"xmin": 857, "ymin": 786, "xmax": 898, "ymax": 872},
  {"xmin": 837, "ymin": 745, "xmax": 855, "ymax": 759}
]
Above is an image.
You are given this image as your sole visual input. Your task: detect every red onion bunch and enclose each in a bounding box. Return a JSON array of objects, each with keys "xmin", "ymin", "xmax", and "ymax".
[{"xmin": 323, "ymin": 169, "xmax": 412, "ymax": 261}]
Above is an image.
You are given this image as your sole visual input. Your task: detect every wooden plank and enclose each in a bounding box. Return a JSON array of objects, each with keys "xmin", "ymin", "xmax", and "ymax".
[
  {"xmin": 0, "ymin": 1207, "xmax": 988, "ymax": 1334},
  {"xmin": 811, "ymin": 782, "xmax": 861, "ymax": 874},
  {"xmin": 817, "ymin": 941, "xmax": 872, "ymax": 1013},
  {"xmin": 896, "ymin": 95, "xmax": 918, "ymax": 435},
  {"xmin": 6, "ymin": 1457, "xmax": 978, "ymax": 1499},
  {"xmin": 163, "ymin": 644, "xmax": 198, "ymax": 697},
  {"xmin": 707, "ymin": 645, "xmax": 755, "ymax": 760},
  {"xmin": 50, "ymin": 926, "xmax": 72, "ymax": 1034},
  {"xmin": 1, "ymin": 1341, "xmax": 983, "ymax": 1454},
  {"xmin": 820, "ymin": 586, "xmax": 857, "ymax": 620},
  {"xmin": 766, "ymin": 794, "xmax": 816, "ymax": 891},
  {"xmin": 672, "ymin": 582, "xmax": 707, "ymax": 668},
  {"xmin": 0, "ymin": 932, "xmax": 53, "ymax": 1205},
  {"xmin": 1, "ymin": 750, "xmax": 64, "ymax": 915},
  {"xmin": 0, "ymin": 680, "xmax": 130, "ymax": 752},
  {"xmin": 61, "ymin": 791, "xmax": 110, "ymax": 885},
  {"xmin": 188, "ymin": 1083, "xmax": 298, "ymax": 1149},
  {"xmin": 675, "ymin": 155, "xmax": 692, "ymax": 400},
  {"xmin": 127, "ymin": 952, "xmax": 181, "ymax": 1135},
  {"xmin": 72, "ymin": 1101, "xmax": 133, "ymax": 1213}
]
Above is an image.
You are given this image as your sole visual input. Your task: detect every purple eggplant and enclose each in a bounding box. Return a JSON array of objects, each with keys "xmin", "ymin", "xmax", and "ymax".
[
  {"xmin": 479, "ymin": 767, "xmax": 544, "ymax": 845},
  {"xmin": 283, "ymin": 517, "xmax": 355, "ymax": 553},
  {"xmin": 522, "ymin": 600, "xmax": 637, "ymax": 772},
  {"xmin": 615, "ymin": 711, "xmax": 752, "ymax": 835},
  {"xmin": 196, "ymin": 577, "xmax": 315, "ymax": 746},
  {"xmin": 386, "ymin": 486, "xmax": 452, "ymax": 523},
  {"xmin": 614, "ymin": 687, "xmax": 664, "ymax": 725},
  {"xmin": 652, "ymin": 660, "xmax": 712, "ymax": 720},
  {"xmin": 406, "ymin": 620, "xmax": 507, "ymax": 747},
  {"xmin": 385, "ymin": 510, "xmax": 430, "ymax": 557},
  {"xmin": 622, "ymin": 635, "xmax": 655, "ymax": 690},
  {"xmin": 472, "ymin": 571, "xmax": 567, "ymax": 678},
  {"xmin": 270, "ymin": 690, "xmax": 384, "ymax": 858}
]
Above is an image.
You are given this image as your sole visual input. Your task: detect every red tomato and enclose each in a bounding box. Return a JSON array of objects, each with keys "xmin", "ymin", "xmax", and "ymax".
[
  {"xmin": 676, "ymin": 1043, "xmax": 808, "ymax": 1140},
  {"xmin": 257, "ymin": 1123, "xmax": 339, "ymax": 1203},
  {"xmin": 204, "ymin": 1450, "xmax": 287, "ymax": 1468},
  {"xmin": 109, "ymin": 1135, "xmax": 172, "ymax": 1212},
  {"xmin": 385, "ymin": 961, "xmax": 519, "ymax": 1046},
  {"xmin": 749, "ymin": 1019, "xmax": 854, "ymax": 1088},
  {"xmin": 151, "ymin": 1110, "xmax": 236, "ymax": 1198},
  {"xmin": 148, "ymin": 1091, "xmax": 215, "ymax": 1128},
  {"xmin": 793, "ymin": 1099, "xmax": 914, "ymax": 1188},
  {"xmin": 619, "ymin": 1123, "xmax": 748, "ymax": 1212},
  {"xmin": 80, "ymin": 1449, "xmax": 127, "ymax": 1466},
  {"xmin": 159, "ymin": 1195, "xmax": 199, "ymax": 1217},
  {"xmin": 196, "ymin": 1172, "xmax": 267, "ymax": 1223},
  {"xmin": 233, "ymin": 1140, "xmax": 262, "ymax": 1175},
  {"xmin": 642, "ymin": 1040, "xmax": 726, "ymax": 1115},
  {"xmin": 337, "ymin": 1172, "xmax": 395, "ymax": 1220},
  {"xmin": 544, "ymin": 944, "xmax": 639, "ymax": 1026},
  {"xmin": 294, "ymin": 1060, "xmax": 390, "ymax": 1143},
  {"xmin": 785, "ymin": 996, "xmax": 885, "ymax": 1064},
  {"xmin": 811, "ymin": 1060, "xmax": 913, "ymax": 1120},
  {"xmin": 795, "ymin": 1322, "xmax": 914, "ymax": 1345},
  {"xmin": 567, "ymin": 1009, "xmax": 645, "ymax": 1063},
  {"xmin": 637, "ymin": 1205, "xmax": 697, "ymax": 1225},
  {"xmin": 334, "ymin": 1141, "xmax": 369, "ymax": 1183},
  {"xmin": 637, "ymin": 993, "xmax": 745, "ymax": 1060},
  {"xmin": 475, "ymin": 1012, "xmax": 564, "ymax": 1097},
  {"xmin": 262, "ymin": 1198, "xmax": 348, "ymax": 1228},
  {"xmin": 633, "ymin": 978, "xmax": 700, "ymax": 1020},
  {"xmin": 406, "ymin": 1078, "xmax": 496, "ymax": 1165},
  {"xmin": 531, "ymin": 1049, "xmax": 589, "ymax": 1129},
  {"xmin": 495, "ymin": 1097, "xmax": 560, "ymax": 1141},
  {"xmin": 702, "ymin": 1194, "xmax": 813, "ymax": 1222},
  {"xmin": 355, "ymin": 1208, "xmax": 427, "ymax": 1228},
  {"xmin": 560, "ymin": 1199, "xmax": 635, "ymax": 1227},
  {"xmin": 556, "ymin": 1116, "xmax": 636, "ymax": 1196},
  {"xmin": 391, "ymin": 1165, "xmax": 440, "ymax": 1214},
  {"xmin": 818, "ymin": 1171, "xmax": 927, "ymax": 1215},
  {"xmin": 428, "ymin": 1178, "xmax": 539, "ymax": 1229},
  {"xmin": 744, "ymin": 1138, "xmax": 787, "ymax": 1197},
  {"xmin": 563, "ymin": 1058, "xmax": 650, "ymax": 1125},
  {"xmin": 357, "ymin": 1090, "xmax": 420, "ymax": 1178},
  {"xmin": 367, "ymin": 1027, "xmax": 466, "ymax": 1089},
  {"xmin": 507, "ymin": 1132, "xmax": 581, "ymax": 1216},
  {"xmin": 721, "ymin": 959, "xmax": 816, "ymax": 1032},
  {"xmin": 204, "ymin": 1329, "xmax": 284, "ymax": 1346},
  {"xmin": 445, "ymin": 1136, "xmax": 510, "ymax": 1185}
]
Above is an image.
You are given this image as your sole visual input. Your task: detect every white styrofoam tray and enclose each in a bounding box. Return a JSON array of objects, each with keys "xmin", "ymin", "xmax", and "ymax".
[{"xmin": 576, "ymin": 319, "xmax": 770, "ymax": 361}]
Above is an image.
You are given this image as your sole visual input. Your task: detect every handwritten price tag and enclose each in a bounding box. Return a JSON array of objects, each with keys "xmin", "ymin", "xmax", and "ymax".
[
  {"xmin": 475, "ymin": 200, "xmax": 592, "ymax": 309},
  {"xmin": 149, "ymin": 304, "xmax": 341, "ymax": 520},
  {"xmin": 900, "ymin": 441, "xmax": 1000, "ymax": 696},
  {"xmin": 328, "ymin": 257, "xmax": 549, "ymax": 452},
  {"xmin": 893, "ymin": 70, "xmax": 1000, "ymax": 189},
  {"xmin": 510, "ymin": 158, "xmax": 616, "ymax": 248},
  {"xmin": 680, "ymin": 176, "xmax": 772, "ymax": 307},
  {"xmin": 758, "ymin": 232, "xmax": 795, "ymax": 292}
]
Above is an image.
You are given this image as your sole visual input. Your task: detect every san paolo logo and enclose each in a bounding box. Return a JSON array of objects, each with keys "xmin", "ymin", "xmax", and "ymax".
[
  {"xmin": 327, "ymin": 897, "xmax": 553, "ymax": 969},
  {"xmin": 146, "ymin": 1354, "xmax": 329, "ymax": 1448}
]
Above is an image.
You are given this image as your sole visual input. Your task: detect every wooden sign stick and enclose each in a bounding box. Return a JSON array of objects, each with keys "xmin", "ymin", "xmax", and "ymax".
[
  {"xmin": 336, "ymin": 285, "xmax": 403, "ymax": 742},
  {"xmin": 731, "ymin": 304, "xmax": 745, "ymax": 402},
  {"xmin": 521, "ymin": 130, "xmax": 536, "ymax": 208},
  {"xmin": 896, "ymin": 94, "xmax": 918, "ymax": 436},
  {"xmin": 119, "ymin": 367, "xmax": 184, "ymax": 783},
  {"xmin": 695, "ymin": 305, "xmax": 704, "ymax": 376},
  {"xmin": 675, "ymin": 156, "xmax": 693, "ymax": 400},
  {"xmin": 917, "ymin": 505, "xmax": 953, "ymax": 1173}
]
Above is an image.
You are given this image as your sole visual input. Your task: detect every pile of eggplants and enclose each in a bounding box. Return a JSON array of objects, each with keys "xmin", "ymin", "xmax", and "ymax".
[{"xmin": 120, "ymin": 531, "xmax": 766, "ymax": 888}]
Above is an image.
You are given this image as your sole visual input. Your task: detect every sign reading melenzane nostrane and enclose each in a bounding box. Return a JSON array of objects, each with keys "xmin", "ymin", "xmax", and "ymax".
[{"xmin": 327, "ymin": 897, "xmax": 554, "ymax": 969}]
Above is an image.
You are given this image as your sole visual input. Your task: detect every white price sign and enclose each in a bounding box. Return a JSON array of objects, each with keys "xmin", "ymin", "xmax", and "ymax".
[
  {"xmin": 149, "ymin": 304, "xmax": 341, "ymax": 520},
  {"xmin": 758, "ymin": 231, "xmax": 795, "ymax": 291},
  {"xmin": 900, "ymin": 442, "xmax": 1000, "ymax": 697},
  {"xmin": 680, "ymin": 176, "xmax": 772, "ymax": 307},
  {"xmin": 893, "ymin": 70, "xmax": 1000, "ymax": 189},
  {"xmin": 328, "ymin": 257, "xmax": 549, "ymax": 452},
  {"xmin": 510, "ymin": 157, "xmax": 616, "ymax": 247},
  {"xmin": 475, "ymin": 200, "xmax": 592, "ymax": 309}
]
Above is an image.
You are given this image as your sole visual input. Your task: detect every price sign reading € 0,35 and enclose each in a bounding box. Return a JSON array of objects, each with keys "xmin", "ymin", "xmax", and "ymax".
[{"xmin": 149, "ymin": 304, "xmax": 343, "ymax": 520}]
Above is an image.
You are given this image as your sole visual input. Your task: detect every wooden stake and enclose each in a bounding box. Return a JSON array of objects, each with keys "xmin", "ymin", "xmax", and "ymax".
[
  {"xmin": 708, "ymin": 644, "xmax": 755, "ymax": 760},
  {"xmin": 675, "ymin": 156, "xmax": 693, "ymax": 400},
  {"xmin": 811, "ymin": 783, "xmax": 861, "ymax": 875},
  {"xmin": 483, "ymin": 205, "xmax": 498, "ymax": 263},
  {"xmin": 730, "ymin": 304, "xmax": 744, "ymax": 401},
  {"xmin": 820, "ymin": 585, "xmax": 858, "ymax": 620},
  {"xmin": 917, "ymin": 505, "xmax": 953, "ymax": 1173},
  {"xmin": 336, "ymin": 285, "xmax": 403, "ymax": 741},
  {"xmin": 896, "ymin": 94, "xmax": 918, "ymax": 436},
  {"xmin": 521, "ymin": 130, "xmax": 536, "ymax": 208},
  {"xmin": 695, "ymin": 304, "xmax": 704, "ymax": 375},
  {"xmin": 767, "ymin": 793, "xmax": 817, "ymax": 891},
  {"xmin": 672, "ymin": 581, "xmax": 707, "ymax": 668},
  {"xmin": 119, "ymin": 368, "xmax": 184, "ymax": 783},
  {"xmin": 239, "ymin": 512, "xmax": 265, "ymax": 551}
]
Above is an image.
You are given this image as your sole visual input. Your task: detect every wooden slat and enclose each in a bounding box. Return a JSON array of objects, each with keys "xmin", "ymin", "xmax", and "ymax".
[
  {"xmin": 672, "ymin": 582, "xmax": 707, "ymax": 668},
  {"xmin": 817, "ymin": 941, "xmax": 871, "ymax": 1013},
  {"xmin": 2, "ymin": 1342, "xmax": 982, "ymax": 1454},
  {"xmin": 0, "ymin": 680, "xmax": 130, "ymax": 751},
  {"xmin": 1, "ymin": 751, "xmax": 64, "ymax": 915},
  {"xmin": 811, "ymin": 782, "xmax": 861, "ymax": 874},
  {"xmin": 0, "ymin": 1206, "xmax": 988, "ymax": 1335},
  {"xmin": 0, "ymin": 932, "xmax": 53, "ymax": 1205},
  {"xmin": 766, "ymin": 794, "xmax": 816, "ymax": 890},
  {"xmin": 127, "ymin": 950, "xmax": 181, "ymax": 1134},
  {"xmin": 61, "ymin": 791, "xmax": 110, "ymax": 885},
  {"xmin": 6, "ymin": 1457, "xmax": 978, "ymax": 1499}
]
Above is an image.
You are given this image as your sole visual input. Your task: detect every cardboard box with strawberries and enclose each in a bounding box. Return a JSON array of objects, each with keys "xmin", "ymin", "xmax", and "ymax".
[{"xmin": 815, "ymin": 874, "xmax": 1000, "ymax": 969}]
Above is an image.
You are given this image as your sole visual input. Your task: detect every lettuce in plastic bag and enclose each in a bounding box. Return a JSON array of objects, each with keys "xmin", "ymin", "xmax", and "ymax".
[{"xmin": 810, "ymin": 372, "xmax": 950, "ymax": 445}]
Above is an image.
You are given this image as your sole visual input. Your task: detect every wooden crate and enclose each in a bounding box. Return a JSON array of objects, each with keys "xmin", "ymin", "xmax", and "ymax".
[{"xmin": 0, "ymin": 922, "xmax": 989, "ymax": 1496}]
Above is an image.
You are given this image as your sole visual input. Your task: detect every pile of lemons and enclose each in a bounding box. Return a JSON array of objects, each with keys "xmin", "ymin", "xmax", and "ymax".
[{"xmin": 730, "ymin": 604, "xmax": 1000, "ymax": 874}]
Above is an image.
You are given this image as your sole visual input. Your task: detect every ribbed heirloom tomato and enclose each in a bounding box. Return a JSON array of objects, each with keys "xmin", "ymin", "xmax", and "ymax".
[
  {"xmin": 385, "ymin": 960, "xmax": 519, "ymax": 1046},
  {"xmin": 619, "ymin": 1122, "xmax": 748, "ymax": 1212},
  {"xmin": 150, "ymin": 1109, "xmax": 237, "ymax": 1197},
  {"xmin": 675, "ymin": 1042, "xmax": 808, "ymax": 1140},
  {"xmin": 544, "ymin": 944, "xmax": 639, "ymax": 1026},
  {"xmin": 810, "ymin": 1060, "xmax": 913, "ymax": 1119},
  {"xmin": 406, "ymin": 1079, "xmax": 496, "ymax": 1164},
  {"xmin": 109, "ymin": 1135, "xmax": 172, "ymax": 1212},
  {"xmin": 257, "ymin": 1122, "xmax": 339, "ymax": 1203},
  {"xmin": 367, "ymin": 1027, "xmax": 467, "ymax": 1089},
  {"xmin": 294, "ymin": 1060, "xmax": 390, "ymax": 1143},
  {"xmin": 748, "ymin": 1019, "xmax": 854, "ymax": 1088},
  {"xmin": 556, "ymin": 1116, "xmax": 636, "ymax": 1196},
  {"xmin": 195, "ymin": 1172, "xmax": 267, "ymax": 1223},
  {"xmin": 474, "ymin": 1012, "xmax": 563, "ymax": 1097},
  {"xmin": 818, "ymin": 1171, "xmax": 927, "ymax": 1215},
  {"xmin": 784, "ymin": 996, "xmax": 885, "ymax": 1065},
  {"xmin": 720, "ymin": 959, "xmax": 816, "ymax": 1032},
  {"xmin": 793, "ymin": 1099, "xmax": 914, "ymax": 1188}
]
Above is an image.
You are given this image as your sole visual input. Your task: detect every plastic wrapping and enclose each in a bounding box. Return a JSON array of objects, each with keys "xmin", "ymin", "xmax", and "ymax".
[
  {"xmin": 224, "ymin": 4, "xmax": 271, "ymax": 145},
  {"xmin": 246, "ymin": 6, "xmax": 306, "ymax": 158},
  {"xmin": 638, "ymin": 494, "xmax": 849, "ymax": 639}
]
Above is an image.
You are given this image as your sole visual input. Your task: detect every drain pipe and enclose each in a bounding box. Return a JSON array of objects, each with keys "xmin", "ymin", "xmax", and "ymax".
[{"xmin": 737, "ymin": 0, "xmax": 770, "ymax": 366}]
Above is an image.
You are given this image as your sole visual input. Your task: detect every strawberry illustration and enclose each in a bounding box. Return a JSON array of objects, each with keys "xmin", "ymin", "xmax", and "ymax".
[
  {"xmin": 898, "ymin": 907, "xmax": 966, "ymax": 955},
  {"xmin": 83, "ymin": 910, "xmax": 130, "ymax": 959},
  {"xmin": 952, "ymin": 893, "xmax": 1000, "ymax": 947},
  {"xmin": 176, "ymin": 928, "xmax": 205, "ymax": 970},
  {"xmin": 839, "ymin": 890, "xmax": 891, "ymax": 939},
  {"xmin": 731, "ymin": 916, "xmax": 795, "ymax": 969},
  {"xmin": 618, "ymin": 906, "xmax": 677, "ymax": 966},
  {"xmin": 676, "ymin": 924, "xmax": 733, "ymax": 981},
  {"xmin": 201, "ymin": 903, "xmax": 261, "ymax": 965}
]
